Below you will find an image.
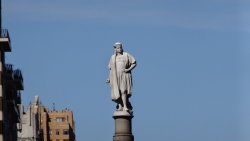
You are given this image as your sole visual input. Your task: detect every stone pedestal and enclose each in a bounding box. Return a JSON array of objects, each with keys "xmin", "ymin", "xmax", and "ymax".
[{"xmin": 113, "ymin": 111, "xmax": 134, "ymax": 141}]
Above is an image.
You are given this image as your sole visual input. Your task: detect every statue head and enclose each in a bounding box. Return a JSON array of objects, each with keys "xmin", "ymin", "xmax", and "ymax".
[{"xmin": 113, "ymin": 42, "xmax": 123, "ymax": 54}]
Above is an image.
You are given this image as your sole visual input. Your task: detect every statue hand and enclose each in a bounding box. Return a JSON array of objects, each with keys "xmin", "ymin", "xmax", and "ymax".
[
  {"xmin": 106, "ymin": 79, "xmax": 110, "ymax": 83},
  {"xmin": 124, "ymin": 69, "xmax": 130, "ymax": 73}
]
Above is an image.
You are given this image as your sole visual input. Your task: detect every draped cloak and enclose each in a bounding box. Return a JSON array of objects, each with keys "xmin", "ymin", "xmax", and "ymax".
[{"xmin": 108, "ymin": 52, "xmax": 136, "ymax": 101}]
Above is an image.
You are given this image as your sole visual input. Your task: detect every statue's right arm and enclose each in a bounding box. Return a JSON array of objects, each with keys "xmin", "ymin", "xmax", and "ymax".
[{"xmin": 107, "ymin": 56, "xmax": 113, "ymax": 84}]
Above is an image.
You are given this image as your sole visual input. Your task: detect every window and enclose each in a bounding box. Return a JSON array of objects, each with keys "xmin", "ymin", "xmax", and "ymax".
[
  {"xmin": 49, "ymin": 129, "xmax": 52, "ymax": 135},
  {"xmin": 56, "ymin": 117, "xmax": 65, "ymax": 122},
  {"xmin": 63, "ymin": 129, "xmax": 69, "ymax": 135},
  {"xmin": 56, "ymin": 129, "xmax": 60, "ymax": 135}
]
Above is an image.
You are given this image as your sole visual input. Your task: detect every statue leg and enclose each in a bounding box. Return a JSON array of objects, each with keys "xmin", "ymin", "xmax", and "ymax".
[{"xmin": 121, "ymin": 93, "xmax": 128, "ymax": 111}]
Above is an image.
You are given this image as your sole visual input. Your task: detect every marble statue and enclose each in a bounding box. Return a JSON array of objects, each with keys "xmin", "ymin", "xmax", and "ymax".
[{"xmin": 107, "ymin": 42, "xmax": 136, "ymax": 111}]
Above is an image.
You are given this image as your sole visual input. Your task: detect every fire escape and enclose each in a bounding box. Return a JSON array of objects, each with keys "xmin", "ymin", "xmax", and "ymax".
[{"xmin": 4, "ymin": 64, "xmax": 24, "ymax": 141}]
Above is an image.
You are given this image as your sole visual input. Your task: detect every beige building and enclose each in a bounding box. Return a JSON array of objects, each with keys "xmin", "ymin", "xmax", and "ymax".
[
  {"xmin": 18, "ymin": 96, "xmax": 76, "ymax": 141},
  {"xmin": 46, "ymin": 110, "xmax": 75, "ymax": 141},
  {"xmin": 18, "ymin": 96, "xmax": 39, "ymax": 141}
]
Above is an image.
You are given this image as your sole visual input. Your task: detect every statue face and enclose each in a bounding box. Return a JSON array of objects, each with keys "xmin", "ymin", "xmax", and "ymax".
[{"xmin": 115, "ymin": 46, "xmax": 123, "ymax": 54}]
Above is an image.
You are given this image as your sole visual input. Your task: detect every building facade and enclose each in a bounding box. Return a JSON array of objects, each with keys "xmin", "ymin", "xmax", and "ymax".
[
  {"xmin": 4, "ymin": 64, "xmax": 24, "ymax": 141},
  {"xmin": 45, "ymin": 110, "xmax": 75, "ymax": 141},
  {"xmin": 0, "ymin": 23, "xmax": 24, "ymax": 141},
  {"xmin": 18, "ymin": 96, "xmax": 76, "ymax": 141},
  {"xmin": 18, "ymin": 96, "xmax": 39, "ymax": 141}
]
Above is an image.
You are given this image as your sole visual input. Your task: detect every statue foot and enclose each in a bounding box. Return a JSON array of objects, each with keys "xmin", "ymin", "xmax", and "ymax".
[{"xmin": 123, "ymin": 107, "xmax": 129, "ymax": 111}]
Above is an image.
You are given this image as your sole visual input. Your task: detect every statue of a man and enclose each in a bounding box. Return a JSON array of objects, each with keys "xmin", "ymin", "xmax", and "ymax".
[{"xmin": 107, "ymin": 42, "xmax": 137, "ymax": 111}]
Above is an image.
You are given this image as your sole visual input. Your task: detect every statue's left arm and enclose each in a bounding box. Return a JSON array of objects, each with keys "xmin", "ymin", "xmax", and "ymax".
[{"xmin": 124, "ymin": 53, "xmax": 137, "ymax": 73}]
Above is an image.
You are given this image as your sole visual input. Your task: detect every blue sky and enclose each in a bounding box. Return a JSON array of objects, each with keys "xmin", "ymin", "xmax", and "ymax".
[{"xmin": 3, "ymin": 0, "xmax": 250, "ymax": 141}]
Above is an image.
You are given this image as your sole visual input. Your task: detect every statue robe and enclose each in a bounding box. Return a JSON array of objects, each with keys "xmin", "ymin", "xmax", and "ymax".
[{"xmin": 108, "ymin": 52, "xmax": 136, "ymax": 101}]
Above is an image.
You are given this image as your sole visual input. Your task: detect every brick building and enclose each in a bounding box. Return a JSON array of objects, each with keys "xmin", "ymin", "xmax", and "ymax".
[
  {"xmin": 45, "ymin": 110, "xmax": 75, "ymax": 141},
  {"xmin": 18, "ymin": 96, "xmax": 76, "ymax": 141}
]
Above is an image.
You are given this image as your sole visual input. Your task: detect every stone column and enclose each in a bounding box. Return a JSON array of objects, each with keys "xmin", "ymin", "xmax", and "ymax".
[{"xmin": 113, "ymin": 111, "xmax": 134, "ymax": 141}]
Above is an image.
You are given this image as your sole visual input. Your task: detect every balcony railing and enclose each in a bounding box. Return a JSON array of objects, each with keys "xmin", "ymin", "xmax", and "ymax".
[
  {"xmin": 14, "ymin": 69, "xmax": 23, "ymax": 82},
  {"xmin": 0, "ymin": 29, "xmax": 11, "ymax": 51},
  {"xmin": 5, "ymin": 64, "xmax": 24, "ymax": 90},
  {"xmin": 0, "ymin": 29, "xmax": 11, "ymax": 43},
  {"xmin": 13, "ymin": 69, "xmax": 24, "ymax": 90},
  {"xmin": 5, "ymin": 64, "xmax": 13, "ymax": 74}
]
